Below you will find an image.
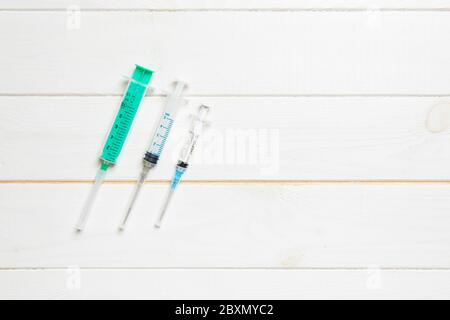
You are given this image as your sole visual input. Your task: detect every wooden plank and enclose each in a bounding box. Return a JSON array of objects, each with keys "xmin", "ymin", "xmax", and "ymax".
[
  {"xmin": 0, "ymin": 183, "xmax": 449, "ymax": 268},
  {"xmin": 2, "ymin": 1, "xmax": 450, "ymax": 10},
  {"xmin": 0, "ymin": 11, "xmax": 450, "ymax": 95},
  {"xmin": 1, "ymin": 96, "xmax": 449, "ymax": 181},
  {"xmin": 0, "ymin": 269, "xmax": 449, "ymax": 300}
]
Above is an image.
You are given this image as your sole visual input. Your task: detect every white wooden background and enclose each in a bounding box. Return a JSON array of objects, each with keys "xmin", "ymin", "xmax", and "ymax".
[{"xmin": 1, "ymin": 0, "xmax": 450, "ymax": 300}]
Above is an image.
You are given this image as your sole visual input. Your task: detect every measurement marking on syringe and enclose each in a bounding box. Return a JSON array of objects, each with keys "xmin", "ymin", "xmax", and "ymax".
[{"xmin": 151, "ymin": 114, "xmax": 174, "ymax": 156}]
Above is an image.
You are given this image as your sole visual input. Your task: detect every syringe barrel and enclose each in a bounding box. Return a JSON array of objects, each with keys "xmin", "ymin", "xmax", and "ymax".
[
  {"xmin": 101, "ymin": 65, "xmax": 153, "ymax": 166},
  {"xmin": 178, "ymin": 105, "xmax": 210, "ymax": 164},
  {"xmin": 145, "ymin": 81, "xmax": 187, "ymax": 164}
]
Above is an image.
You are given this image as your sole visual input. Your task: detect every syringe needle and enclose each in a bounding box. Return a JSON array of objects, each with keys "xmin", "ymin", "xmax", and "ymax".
[
  {"xmin": 77, "ymin": 165, "xmax": 108, "ymax": 232},
  {"xmin": 119, "ymin": 168, "xmax": 150, "ymax": 231},
  {"xmin": 155, "ymin": 166, "xmax": 185, "ymax": 229},
  {"xmin": 155, "ymin": 187, "xmax": 176, "ymax": 229}
]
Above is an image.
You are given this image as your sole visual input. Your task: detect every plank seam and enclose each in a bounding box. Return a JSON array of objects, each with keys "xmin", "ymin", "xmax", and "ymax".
[
  {"xmin": 2, "ymin": 180, "xmax": 450, "ymax": 185},
  {"xmin": 1, "ymin": 94, "xmax": 450, "ymax": 98},
  {"xmin": 2, "ymin": 8, "xmax": 450, "ymax": 12},
  {"xmin": 0, "ymin": 267, "xmax": 449, "ymax": 271}
]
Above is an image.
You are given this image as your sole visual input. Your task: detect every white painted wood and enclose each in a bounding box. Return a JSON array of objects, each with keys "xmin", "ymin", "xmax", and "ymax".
[
  {"xmin": 0, "ymin": 11, "xmax": 450, "ymax": 95},
  {"xmin": 2, "ymin": 2, "xmax": 450, "ymax": 300},
  {"xmin": 1, "ymin": 97, "xmax": 449, "ymax": 181},
  {"xmin": 2, "ymin": 1, "xmax": 450, "ymax": 10},
  {"xmin": 0, "ymin": 269, "xmax": 448, "ymax": 300},
  {"xmin": 0, "ymin": 183, "xmax": 449, "ymax": 268}
]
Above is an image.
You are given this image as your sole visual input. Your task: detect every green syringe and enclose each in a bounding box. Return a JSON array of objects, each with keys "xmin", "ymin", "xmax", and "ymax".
[{"xmin": 76, "ymin": 65, "xmax": 154, "ymax": 232}]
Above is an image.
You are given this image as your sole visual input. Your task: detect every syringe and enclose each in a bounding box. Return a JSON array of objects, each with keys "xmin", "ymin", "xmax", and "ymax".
[
  {"xmin": 155, "ymin": 105, "xmax": 210, "ymax": 229},
  {"xmin": 76, "ymin": 65, "xmax": 154, "ymax": 232},
  {"xmin": 119, "ymin": 81, "xmax": 187, "ymax": 230}
]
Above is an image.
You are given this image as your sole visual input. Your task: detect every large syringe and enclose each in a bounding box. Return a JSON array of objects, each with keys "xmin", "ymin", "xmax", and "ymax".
[
  {"xmin": 119, "ymin": 81, "xmax": 187, "ymax": 230},
  {"xmin": 155, "ymin": 105, "xmax": 210, "ymax": 229},
  {"xmin": 77, "ymin": 65, "xmax": 154, "ymax": 232}
]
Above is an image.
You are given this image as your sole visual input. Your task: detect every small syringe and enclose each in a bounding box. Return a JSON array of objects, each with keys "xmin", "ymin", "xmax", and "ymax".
[
  {"xmin": 119, "ymin": 81, "xmax": 187, "ymax": 230},
  {"xmin": 155, "ymin": 105, "xmax": 210, "ymax": 229},
  {"xmin": 77, "ymin": 65, "xmax": 154, "ymax": 232}
]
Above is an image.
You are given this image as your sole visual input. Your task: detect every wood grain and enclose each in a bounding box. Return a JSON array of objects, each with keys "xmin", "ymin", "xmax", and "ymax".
[
  {"xmin": 0, "ymin": 183, "xmax": 449, "ymax": 268},
  {"xmin": 0, "ymin": 269, "xmax": 448, "ymax": 300},
  {"xmin": 1, "ymin": 97, "xmax": 449, "ymax": 181},
  {"xmin": 2, "ymin": 1, "xmax": 450, "ymax": 10},
  {"xmin": 1, "ymin": 4, "xmax": 450, "ymax": 299},
  {"xmin": 0, "ymin": 11, "xmax": 449, "ymax": 95}
]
